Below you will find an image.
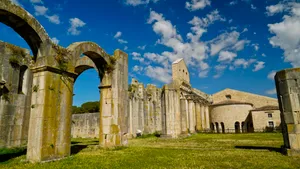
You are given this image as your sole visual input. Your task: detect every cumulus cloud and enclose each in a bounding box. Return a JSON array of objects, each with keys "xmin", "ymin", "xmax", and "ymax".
[
  {"xmin": 265, "ymin": 88, "xmax": 277, "ymax": 95},
  {"xmin": 218, "ymin": 51, "xmax": 237, "ymax": 63},
  {"xmin": 132, "ymin": 52, "xmax": 146, "ymax": 63},
  {"xmin": 133, "ymin": 65, "xmax": 143, "ymax": 72},
  {"xmin": 125, "ymin": 0, "xmax": 159, "ymax": 6},
  {"xmin": 253, "ymin": 61, "xmax": 265, "ymax": 72},
  {"xmin": 268, "ymin": 2, "xmax": 300, "ymax": 67},
  {"xmin": 186, "ymin": 0, "xmax": 211, "ymax": 11},
  {"xmin": 266, "ymin": 3, "xmax": 286, "ymax": 16},
  {"xmin": 232, "ymin": 58, "xmax": 256, "ymax": 69},
  {"xmin": 251, "ymin": 4, "xmax": 257, "ymax": 10},
  {"xmin": 68, "ymin": 18, "xmax": 86, "ymax": 35},
  {"xmin": 46, "ymin": 15, "xmax": 60, "ymax": 24},
  {"xmin": 267, "ymin": 70, "xmax": 277, "ymax": 80},
  {"xmin": 145, "ymin": 65, "xmax": 172, "ymax": 83},
  {"xmin": 252, "ymin": 43, "xmax": 259, "ymax": 51},
  {"xmin": 199, "ymin": 70, "xmax": 209, "ymax": 78},
  {"xmin": 213, "ymin": 64, "xmax": 227, "ymax": 78},
  {"xmin": 51, "ymin": 37, "xmax": 59, "ymax": 44},
  {"xmin": 34, "ymin": 5, "xmax": 48, "ymax": 16},
  {"xmin": 210, "ymin": 31, "xmax": 245, "ymax": 56}
]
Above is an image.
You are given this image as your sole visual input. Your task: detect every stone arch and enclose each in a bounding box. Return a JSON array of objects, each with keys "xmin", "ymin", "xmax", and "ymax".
[
  {"xmin": 221, "ymin": 122, "xmax": 225, "ymax": 133},
  {"xmin": 0, "ymin": 0, "xmax": 50, "ymax": 58},
  {"xmin": 215, "ymin": 122, "xmax": 220, "ymax": 133},
  {"xmin": 68, "ymin": 42, "xmax": 111, "ymax": 79},
  {"xmin": 211, "ymin": 123, "xmax": 215, "ymax": 132},
  {"xmin": 74, "ymin": 56, "xmax": 98, "ymax": 82}
]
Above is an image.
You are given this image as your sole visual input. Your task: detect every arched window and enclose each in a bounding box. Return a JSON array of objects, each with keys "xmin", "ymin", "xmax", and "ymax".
[
  {"xmin": 215, "ymin": 122, "xmax": 220, "ymax": 133},
  {"xmin": 221, "ymin": 122, "xmax": 225, "ymax": 133},
  {"xmin": 235, "ymin": 121, "xmax": 240, "ymax": 133},
  {"xmin": 210, "ymin": 123, "xmax": 215, "ymax": 132}
]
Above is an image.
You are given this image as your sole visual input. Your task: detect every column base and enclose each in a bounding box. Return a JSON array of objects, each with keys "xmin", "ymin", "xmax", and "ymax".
[{"xmin": 286, "ymin": 148, "xmax": 300, "ymax": 156}]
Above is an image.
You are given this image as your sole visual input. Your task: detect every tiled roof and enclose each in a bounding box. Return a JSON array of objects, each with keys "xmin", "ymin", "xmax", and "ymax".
[{"xmin": 251, "ymin": 105, "xmax": 279, "ymax": 111}]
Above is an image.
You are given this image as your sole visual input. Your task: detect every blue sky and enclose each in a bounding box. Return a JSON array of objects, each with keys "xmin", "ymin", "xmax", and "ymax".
[{"xmin": 1, "ymin": 0, "xmax": 299, "ymax": 106}]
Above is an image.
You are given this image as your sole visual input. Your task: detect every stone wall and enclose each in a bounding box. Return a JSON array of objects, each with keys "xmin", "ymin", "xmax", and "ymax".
[
  {"xmin": 0, "ymin": 42, "xmax": 33, "ymax": 147},
  {"xmin": 212, "ymin": 88, "xmax": 278, "ymax": 108},
  {"xmin": 71, "ymin": 113, "xmax": 99, "ymax": 138},
  {"xmin": 251, "ymin": 110, "xmax": 281, "ymax": 132}
]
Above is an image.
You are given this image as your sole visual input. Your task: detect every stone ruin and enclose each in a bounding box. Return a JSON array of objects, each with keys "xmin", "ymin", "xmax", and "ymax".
[
  {"xmin": 128, "ymin": 58, "xmax": 212, "ymax": 138},
  {"xmin": 0, "ymin": 0, "xmax": 128, "ymax": 162}
]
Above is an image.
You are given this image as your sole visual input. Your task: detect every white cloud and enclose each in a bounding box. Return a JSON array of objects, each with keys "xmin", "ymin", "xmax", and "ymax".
[
  {"xmin": 233, "ymin": 58, "xmax": 256, "ymax": 69},
  {"xmin": 210, "ymin": 31, "xmax": 242, "ymax": 56},
  {"xmin": 252, "ymin": 43, "xmax": 259, "ymax": 51},
  {"xmin": 114, "ymin": 31, "xmax": 122, "ymax": 38},
  {"xmin": 262, "ymin": 53, "xmax": 266, "ymax": 57},
  {"xmin": 124, "ymin": 46, "xmax": 128, "ymax": 50},
  {"xmin": 268, "ymin": 2, "xmax": 300, "ymax": 67},
  {"xmin": 186, "ymin": 0, "xmax": 211, "ymax": 11},
  {"xmin": 118, "ymin": 39, "xmax": 128, "ymax": 44},
  {"xmin": 145, "ymin": 65, "xmax": 172, "ymax": 83},
  {"xmin": 213, "ymin": 64, "xmax": 227, "ymax": 78},
  {"xmin": 30, "ymin": 0, "xmax": 43, "ymax": 3},
  {"xmin": 266, "ymin": 3, "xmax": 286, "ymax": 16},
  {"xmin": 125, "ymin": 0, "xmax": 159, "ymax": 6},
  {"xmin": 267, "ymin": 70, "xmax": 276, "ymax": 80},
  {"xmin": 265, "ymin": 88, "xmax": 277, "ymax": 95},
  {"xmin": 46, "ymin": 15, "xmax": 60, "ymax": 24},
  {"xmin": 199, "ymin": 70, "xmax": 209, "ymax": 78},
  {"xmin": 51, "ymin": 37, "xmax": 59, "ymax": 44},
  {"xmin": 34, "ymin": 5, "xmax": 48, "ymax": 16},
  {"xmin": 218, "ymin": 51, "xmax": 237, "ymax": 63},
  {"xmin": 251, "ymin": 4, "xmax": 257, "ymax": 10},
  {"xmin": 188, "ymin": 10, "xmax": 225, "ymax": 28},
  {"xmin": 144, "ymin": 52, "xmax": 166, "ymax": 63},
  {"xmin": 253, "ymin": 61, "xmax": 265, "ymax": 72},
  {"xmin": 229, "ymin": 1, "xmax": 237, "ymax": 6},
  {"xmin": 68, "ymin": 18, "xmax": 86, "ymax": 35},
  {"xmin": 138, "ymin": 45, "xmax": 146, "ymax": 50},
  {"xmin": 133, "ymin": 65, "xmax": 143, "ymax": 72},
  {"xmin": 232, "ymin": 40, "xmax": 250, "ymax": 51}
]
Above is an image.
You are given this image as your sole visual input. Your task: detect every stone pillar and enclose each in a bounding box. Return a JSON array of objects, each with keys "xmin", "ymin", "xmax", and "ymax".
[
  {"xmin": 99, "ymin": 50, "xmax": 128, "ymax": 147},
  {"xmin": 200, "ymin": 105, "xmax": 205, "ymax": 130},
  {"xmin": 275, "ymin": 68, "xmax": 300, "ymax": 156},
  {"xmin": 205, "ymin": 106, "xmax": 210, "ymax": 130},
  {"xmin": 188, "ymin": 99, "xmax": 195, "ymax": 133},
  {"xmin": 129, "ymin": 98, "xmax": 133, "ymax": 137},
  {"xmin": 180, "ymin": 98, "xmax": 187, "ymax": 134},
  {"xmin": 195, "ymin": 102, "xmax": 202, "ymax": 131},
  {"xmin": 27, "ymin": 69, "xmax": 74, "ymax": 162}
]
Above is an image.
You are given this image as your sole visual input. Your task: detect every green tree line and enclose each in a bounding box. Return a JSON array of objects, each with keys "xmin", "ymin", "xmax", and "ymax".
[{"xmin": 72, "ymin": 101, "xmax": 99, "ymax": 114}]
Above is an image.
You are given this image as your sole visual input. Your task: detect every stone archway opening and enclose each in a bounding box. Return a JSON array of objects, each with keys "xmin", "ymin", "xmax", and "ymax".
[
  {"xmin": 235, "ymin": 121, "xmax": 240, "ymax": 133},
  {"xmin": 215, "ymin": 122, "xmax": 220, "ymax": 133},
  {"xmin": 221, "ymin": 122, "xmax": 225, "ymax": 133},
  {"xmin": 211, "ymin": 123, "xmax": 215, "ymax": 132}
]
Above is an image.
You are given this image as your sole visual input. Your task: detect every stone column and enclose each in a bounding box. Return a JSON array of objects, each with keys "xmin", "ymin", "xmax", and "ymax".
[
  {"xmin": 200, "ymin": 105, "xmax": 205, "ymax": 130},
  {"xmin": 195, "ymin": 102, "xmax": 202, "ymax": 131},
  {"xmin": 188, "ymin": 99, "xmax": 195, "ymax": 133},
  {"xmin": 205, "ymin": 105, "xmax": 210, "ymax": 130},
  {"xmin": 27, "ymin": 68, "xmax": 74, "ymax": 162},
  {"xmin": 180, "ymin": 98, "xmax": 187, "ymax": 134},
  {"xmin": 275, "ymin": 68, "xmax": 300, "ymax": 156},
  {"xmin": 129, "ymin": 98, "xmax": 133, "ymax": 137}
]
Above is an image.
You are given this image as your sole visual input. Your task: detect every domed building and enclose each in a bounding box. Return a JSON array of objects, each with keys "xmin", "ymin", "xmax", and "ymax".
[{"xmin": 210, "ymin": 88, "xmax": 280, "ymax": 133}]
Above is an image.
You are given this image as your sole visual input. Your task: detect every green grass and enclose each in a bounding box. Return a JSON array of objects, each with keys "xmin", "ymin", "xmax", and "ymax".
[{"xmin": 1, "ymin": 133, "xmax": 300, "ymax": 169}]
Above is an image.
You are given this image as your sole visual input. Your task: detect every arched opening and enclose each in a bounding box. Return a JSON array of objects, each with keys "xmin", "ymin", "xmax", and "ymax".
[
  {"xmin": 211, "ymin": 123, "xmax": 215, "ymax": 132},
  {"xmin": 215, "ymin": 122, "xmax": 220, "ymax": 133},
  {"xmin": 241, "ymin": 122, "xmax": 246, "ymax": 133},
  {"xmin": 72, "ymin": 68, "xmax": 100, "ymax": 139},
  {"xmin": 235, "ymin": 121, "xmax": 240, "ymax": 133},
  {"xmin": 221, "ymin": 122, "xmax": 225, "ymax": 133}
]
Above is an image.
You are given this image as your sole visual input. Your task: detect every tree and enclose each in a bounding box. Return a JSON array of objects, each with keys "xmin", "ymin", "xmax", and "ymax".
[{"xmin": 72, "ymin": 101, "xmax": 99, "ymax": 114}]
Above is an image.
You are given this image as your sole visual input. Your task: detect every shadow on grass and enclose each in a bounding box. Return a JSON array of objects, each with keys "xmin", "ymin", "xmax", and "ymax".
[
  {"xmin": 71, "ymin": 145, "xmax": 88, "ymax": 155},
  {"xmin": 0, "ymin": 148, "xmax": 27, "ymax": 162},
  {"xmin": 235, "ymin": 146, "xmax": 286, "ymax": 155}
]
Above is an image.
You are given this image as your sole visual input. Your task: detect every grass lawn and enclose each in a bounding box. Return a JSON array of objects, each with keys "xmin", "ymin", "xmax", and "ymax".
[{"xmin": 1, "ymin": 133, "xmax": 300, "ymax": 169}]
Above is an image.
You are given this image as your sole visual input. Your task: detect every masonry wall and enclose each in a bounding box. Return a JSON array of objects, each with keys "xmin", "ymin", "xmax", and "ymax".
[
  {"xmin": 210, "ymin": 104, "xmax": 253, "ymax": 133},
  {"xmin": 0, "ymin": 42, "xmax": 32, "ymax": 148},
  {"xmin": 251, "ymin": 110, "xmax": 281, "ymax": 132},
  {"xmin": 213, "ymin": 88, "xmax": 278, "ymax": 108},
  {"xmin": 71, "ymin": 113, "xmax": 99, "ymax": 138}
]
